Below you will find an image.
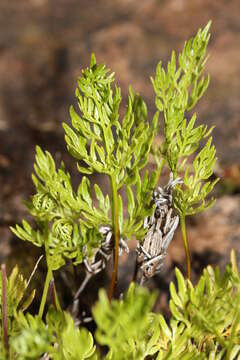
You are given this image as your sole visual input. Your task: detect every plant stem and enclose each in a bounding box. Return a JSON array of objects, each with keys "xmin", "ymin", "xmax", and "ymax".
[
  {"xmin": 49, "ymin": 279, "xmax": 56, "ymax": 309},
  {"xmin": 53, "ymin": 283, "xmax": 61, "ymax": 312},
  {"xmin": 38, "ymin": 267, "xmax": 52, "ymax": 318},
  {"xmin": 108, "ymin": 175, "xmax": 120, "ymax": 301},
  {"xmin": 49, "ymin": 278, "xmax": 62, "ymax": 312},
  {"xmin": 1, "ymin": 264, "xmax": 8, "ymax": 356},
  {"xmin": 180, "ymin": 214, "xmax": 191, "ymax": 279},
  {"xmin": 39, "ymin": 223, "xmax": 61, "ymax": 317}
]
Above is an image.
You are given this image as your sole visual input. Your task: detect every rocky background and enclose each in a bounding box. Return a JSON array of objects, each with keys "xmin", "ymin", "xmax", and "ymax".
[{"xmin": 0, "ymin": 0, "xmax": 239, "ymax": 314}]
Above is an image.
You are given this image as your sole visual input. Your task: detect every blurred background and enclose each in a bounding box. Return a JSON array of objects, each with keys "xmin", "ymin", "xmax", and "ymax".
[{"xmin": 0, "ymin": 0, "xmax": 239, "ymax": 313}]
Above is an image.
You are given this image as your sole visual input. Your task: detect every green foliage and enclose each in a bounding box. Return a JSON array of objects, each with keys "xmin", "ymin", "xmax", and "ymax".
[
  {"xmin": 10, "ymin": 23, "xmax": 218, "ymax": 273},
  {"xmin": 11, "ymin": 312, "xmax": 53, "ymax": 359},
  {"xmin": 0, "ymin": 266, "xmax": 35, "ymax": 354},
  {"xmin": 93, "ymin": 283, "xmax": 158, "ymax": 359},
  {"xmin": 63, "ymin": 55, "xmax": 157, "ymax": 183},
  {"xmin": 58, "ymin": 313, "xmax": 97, "ymax": 360},
  {"xmin": 63, "ymin": 54, "xmax": 158, "ymax": 239},
  {"xmin": 164, "ymin": 260, "xmax": 240, "ymax": 359},
  {"xmin": 92, "ymin": 256, "xmax": 240, "ymax": 359},
  {"xmin": 173, "ymin": 137, "xmax": 219, "ymax": 215},
  {"xmin": 152, "ymin": 21, "xmax": 218, "ymax": 216},
  {"xmin": 152, "ymin": 22, "xmax": 211, "ymax": 166},
  {"xmin": 1, "ymin": 22, "xmax": 229, "ymax": 360},
  {"xmin": 123, "ymin": 169, "xmax": 158, "ymax": 239},
  {"xmin": 1, "ymin": 307, "xmax": 97, "ymax": 360},
  {"xmin": 10, "ymin": 53, "xmax": 159, "ymax": 275},
  {"xmin": 2, "ymin": 266, "xmax": 35, "ymax": 315},
  {"xmin": 10, "ymin": 147, "xmax": 108, "ymax": 271},
  {"xmin": 2, "ymin": 259, "xmax": 240, "ymax": 359}
]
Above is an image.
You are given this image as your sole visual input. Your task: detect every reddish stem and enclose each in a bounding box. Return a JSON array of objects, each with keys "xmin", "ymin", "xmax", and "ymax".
[{"xmin": 49, "ymin": 279, "xmax": 57, "ymax": 310}]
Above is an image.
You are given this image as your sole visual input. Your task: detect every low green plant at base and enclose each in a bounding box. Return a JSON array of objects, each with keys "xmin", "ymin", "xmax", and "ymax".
[{"xmin": 1, "ymin": 22, "xmax": 238, "ymax": 359}]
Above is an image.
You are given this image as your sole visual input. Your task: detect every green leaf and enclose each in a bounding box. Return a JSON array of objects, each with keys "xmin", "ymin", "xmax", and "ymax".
[
  {"xmin": 11, "ymin": 313, "xmax": 53, "ymax": 359},
  {"xmin": 61, "ymin": 313, "xmax": 96, "ymax": 360},
  {"xmin": 126, "ymin": 185, "xmax": 135, "ymax": 220},
  {"xmin": 93, "ymin": 283, "xmax": 157, "ymax": 359},
  {"xmin": 94, "ymin": 184, "xmax": 105, "ymax": 210},
  {"xmin": 152, "ymin": 22, "xmax": 217, "ymax": 217}
]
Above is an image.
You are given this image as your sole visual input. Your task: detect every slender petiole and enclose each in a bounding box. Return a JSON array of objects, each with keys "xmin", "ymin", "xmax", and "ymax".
[
  {"xmin": 49, "ymin": 278, "xmax": 61, "ymax": 312},
  {"xmin": 38, "ymin": 267, "xmax": 52, "ymax": 318},
  {"xmin": 180, "ymin": 214, "xmax": 191, "ymax": 279}
]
